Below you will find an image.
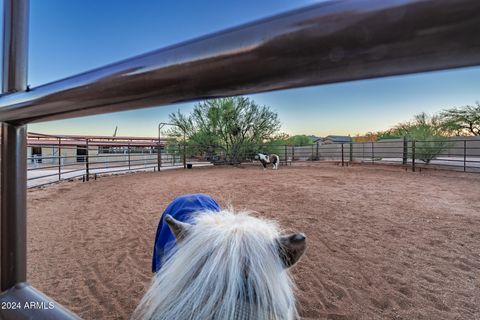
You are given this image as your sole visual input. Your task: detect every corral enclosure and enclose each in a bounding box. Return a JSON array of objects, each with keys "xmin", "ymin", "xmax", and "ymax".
[
  {"xmin": 2, "ymin": 0, "xmax": 480, "ymax": 318},
  {"xmin": 27, "ymin": 164, "xmax": 480, "ymax": 320},
  {"xmin": 25, "ymin": 134, "xmax": 480, "ymax": 188}
]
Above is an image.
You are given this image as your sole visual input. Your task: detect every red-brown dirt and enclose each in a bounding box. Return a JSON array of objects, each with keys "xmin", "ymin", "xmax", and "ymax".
[{"xmin": 27, "ymin": 163, "xmax": 480, "ymax": 319}]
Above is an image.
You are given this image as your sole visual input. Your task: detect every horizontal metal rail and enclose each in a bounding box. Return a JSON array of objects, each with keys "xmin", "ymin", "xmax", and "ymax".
[
  {"xmin": 28, "ymin": 131, "xmax": 162, "ymax": 141},
  {"xmin": 3, "ymin": 0, "xmax": 480, "ymax": 316},
  {"xmin": 26, "ymin": 138, "xmax": 480, "ymax": 188},
  {"xmin": 0, "ymin": 0, "xmax": 479, "ymax": 123},
  {"xmin": 26, "ymin": 140, "xmax": 186, "ymax": 187}
]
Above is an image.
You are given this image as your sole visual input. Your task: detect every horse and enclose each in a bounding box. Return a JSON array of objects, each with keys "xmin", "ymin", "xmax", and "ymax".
[
  {"xmin": 132, "ymin": 195, "xmax": 306, "ymax": 320},
  {"xmin": 255, "ymin": 153, "xmax": 280, "ymax": 170}
]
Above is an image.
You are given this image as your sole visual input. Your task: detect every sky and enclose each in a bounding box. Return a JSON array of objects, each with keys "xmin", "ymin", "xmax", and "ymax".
[{"xmin": 3, "ymin": 0, "xmax": 479, "ymax": 137}]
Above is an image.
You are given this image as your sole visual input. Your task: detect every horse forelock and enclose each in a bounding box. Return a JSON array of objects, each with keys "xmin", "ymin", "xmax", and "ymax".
[{"xmin": 133, "ymin": 210, "xmax": 298, "ymax": 320}]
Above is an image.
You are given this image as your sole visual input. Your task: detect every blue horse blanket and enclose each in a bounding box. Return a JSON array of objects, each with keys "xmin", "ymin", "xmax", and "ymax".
[{"xmin": 152, "ymin": 194, "xmax": 221, "ymax": 273}]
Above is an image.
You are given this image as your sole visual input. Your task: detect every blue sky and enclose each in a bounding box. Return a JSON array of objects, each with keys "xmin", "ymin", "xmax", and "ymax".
[{"xmin": 4, "ymin": 0, "xmax": 479, "ymax": 137}]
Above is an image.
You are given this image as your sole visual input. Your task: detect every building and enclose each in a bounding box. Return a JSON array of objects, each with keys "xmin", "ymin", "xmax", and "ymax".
[
  {"xmin": 320, "ymin": 135, "xmax": 352, "ymax": 144},
  {"xmin": 306, "ymin": 135, "xmax": 322, "ymax": 143},
  {"xmin": 27, "ymin": 132, "xmax": 166, "ymax": 165}
]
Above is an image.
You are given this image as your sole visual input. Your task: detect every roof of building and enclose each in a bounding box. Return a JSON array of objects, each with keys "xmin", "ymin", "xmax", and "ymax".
[
  {"xmin": 322, "ymin": 135, "xmax": 352, "ymax": 143},
  {"xmin": 27, "ymin": 140, "xmax": 163, "ymax": 147},
  {"xmin": 307, "ymin": 135, "xmax": 322, "ymax": 142},
  {"xmin": 27, "ymin": 132, "xmax": 168, "ymax": 147}
]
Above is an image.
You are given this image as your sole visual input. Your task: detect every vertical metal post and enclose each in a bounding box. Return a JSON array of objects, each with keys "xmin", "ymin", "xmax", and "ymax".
[
  {"xmin": 85, "ymin": 139, "xmax": 89, "ymax": 181},
  {"xmin": 183, "ymin": 130, "xmax": 186, "ymax": 169},
  {"xmin": 1, "ymin": 125, "xmax": 27, "ymax": 290},
  {"xmin": 128, "ymin": 142, "xmax": 131, "ymax": 170},
  {"xmin": 157, "ymin": 141, "xmax": 161, "ymax": 171},
  {"xmin": 349, "ymin": 142, "xmax": 353, "ymax": 162},
  {"xmin": 284, "ymin": 145, "xmax": 287, "ymax": 165},
  {"xmin": 463, "ymin": 140, "xmax": 467, "ymax": 172},
  {"xmin": 157, "ymin": 123, "xmax": 163, "ymax": 171},
  {"xmin": 1, "ymin": 0, "xmax": 29, "ymax": 291},
  {"xmin": 58, "ymin": 137, "xmax": 61, "ymax": 181},
  {"xmin": 412, "ymin": 140, "xmax": 416, "ymax": 172},
  {"xmin": 362, "ymin": 142, "xmax": 365, "ymax": 163},
  {"xmin": 371, "ymin": 142, "xmax": 375, "ymax": 164},
  {"xmin": 292, "ymin": 145, "xmax": 295, "ymax": 162},
  {"xmin": 2, "ymin": 0, "xmax": 28, "ymax": 92},
  {"xmin": 402, "ymin": 136, "xmax": 408, "ymax": 165},
  {"xmin": 311, "ymin": 144, "xmax": 314, "ymax": 161},
  {"xmin": 316, "ymin": 142, "xmax": 319, "ymax": 160},
  {"xmin": 341, "ymin": 143, "xmax": 344, "ymax": 167}
]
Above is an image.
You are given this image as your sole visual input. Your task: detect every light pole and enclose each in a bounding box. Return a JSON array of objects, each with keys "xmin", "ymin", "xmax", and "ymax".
[{"xmin": 158, "ymin": 122, "xmax": 186, "ymax": 171}]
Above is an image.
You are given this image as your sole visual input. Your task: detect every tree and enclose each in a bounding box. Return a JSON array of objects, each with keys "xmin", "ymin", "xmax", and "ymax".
[
  {"xmin": 286, "ymin": 135, "xmax": 313, "ymax": 146},
  {"xmin": 262, "ymin": 134, "xmax": 314, "ymax": 158},
  {"xmin": 268, "ymin": 134, "xmax": 314, "ymax": 146},
  {"xmin": 391, "ymin": 112, "xmax": 445, "ymax": 136},
  {"xmin": 354, "ymin": 132, "xmax": 379, "ymax": 142},
  {"xmin": 168, "ymin": 97, "xmax": 281, "ymax": 164},
  {"xmin": 439, "ymin": 103, "xmax": 480, "ymax": 136},
  {"xmin": 393, "ymin": 113, "xmax": 449, "ymax": 164},
  {"xmin": 408, "ymin": 125, "xmax": 449, "ymax": 164},
  {"xmin": 376, "ymin": 130, "xmax": 402, "ymax": 140},
  {"xmin": 269, "ymin": 133, "xmax": 290, "ymax": 145}
]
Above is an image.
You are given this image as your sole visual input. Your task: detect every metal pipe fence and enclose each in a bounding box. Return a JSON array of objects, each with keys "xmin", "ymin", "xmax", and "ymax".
[
  {"xmin": 165, "ymin": 138, "xmax": 480, "ymax": 173},
  {"xmin": 26, "ymin": 140, "xmax": 199, "ymax": 188},
  {"xmin": 27, "ymin": 137, "xmax": 480, "ymax": 188},
  {"xmin": 2, "ymin": 0, "xmax": 480, "ymax": 317}
]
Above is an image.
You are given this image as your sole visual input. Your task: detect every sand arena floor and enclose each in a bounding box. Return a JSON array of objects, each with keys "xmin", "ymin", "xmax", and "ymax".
[{"xmin": 27, "ymin": 163, "xmax": 480, "ymax": 319}]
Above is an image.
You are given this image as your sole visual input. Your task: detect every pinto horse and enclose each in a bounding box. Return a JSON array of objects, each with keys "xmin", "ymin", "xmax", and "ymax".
[
  {"xmin": 255, "ymin": 153, "xmax": 280, "ymax": 170},
  {"xmin": 133, "ymin": 194, "xmax": 306, "ymax": 320}
]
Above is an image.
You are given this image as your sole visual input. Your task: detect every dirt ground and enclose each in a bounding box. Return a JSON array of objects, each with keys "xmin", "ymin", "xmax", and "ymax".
[{"xmin": 27, "ymin": 163, "xmax": 480, "ymax": 319}]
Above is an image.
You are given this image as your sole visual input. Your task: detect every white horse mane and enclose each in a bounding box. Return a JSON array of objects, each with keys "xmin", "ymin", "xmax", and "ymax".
[{"xmin": 132, "ymin": 210, "xmax": 300, "ymax": 320}]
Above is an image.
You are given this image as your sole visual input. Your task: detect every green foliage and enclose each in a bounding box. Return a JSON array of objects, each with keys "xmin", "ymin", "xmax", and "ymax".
[
  {"xmin": 168, "ymin": 97, "xmax": 281, "ymax": 163},
  {"xmin": 262, "ymin": 134, "xmax": 314, "ymax": 155},
  {"xmin": 390, "ymin": 113, "xmax": 444, "ymax": 137},
  {"xmin": 268, "ymin": 134, "xmax": 313, "ymax": 146},
  {"xmin": 286, "ymin": 135, "xmax": 312, "ymax": 146},
  {"xmin": 265, "ymin": 133, "xmax": 289, "ymax": 146},
  {"xmin": 394, "ymin": 113, "xmax": 450, "ymax": 164},
  {"xmin": 257, "ymin": 133, "xmax": 288, "ymax": 155},
  {"xmin": 439, "ymin": 102, "xmax": 480, "ymax": 136},
  {"xmin": 367, "ymin": 113, "xmax": 450, "ymax": 164},
  {"xmin": 376, "ymin": 131, "xmax": 402, "ymax": 140},
  {"xmin": 408, "ymin": 126, "xmax": 449, "ymax": 164}
]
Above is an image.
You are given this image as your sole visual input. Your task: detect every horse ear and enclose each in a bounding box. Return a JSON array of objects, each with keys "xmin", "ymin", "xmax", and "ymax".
[
  {"xmin": 165, "ymin": 214, "xmax": 192, "ymax": 241},
  {"xmin": 278, "ymin": 233, "xmax": 306, "ymax": 268}
]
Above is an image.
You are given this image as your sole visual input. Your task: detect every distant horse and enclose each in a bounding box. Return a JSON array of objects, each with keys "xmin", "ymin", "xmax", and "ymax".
[
  {"xmin": 133, "ymin": 195, "xmax": 306, "ymax": 320},
  {"xmin": 255, "ymin": 153, "xmax": 280, "ymax": 170}
]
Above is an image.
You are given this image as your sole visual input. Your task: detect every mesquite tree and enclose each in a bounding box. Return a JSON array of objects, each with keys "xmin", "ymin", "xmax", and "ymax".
[
  {"xmin": 440, "ymin": 103, "xmax": 480, "ymax": 136},
  {"xmin": 169, "ymin": 97, "xmax": 281, "ymax": 164},
  {"xmin": 393, "ymin": 113, "xmax": 450, "ymax": 164}
]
